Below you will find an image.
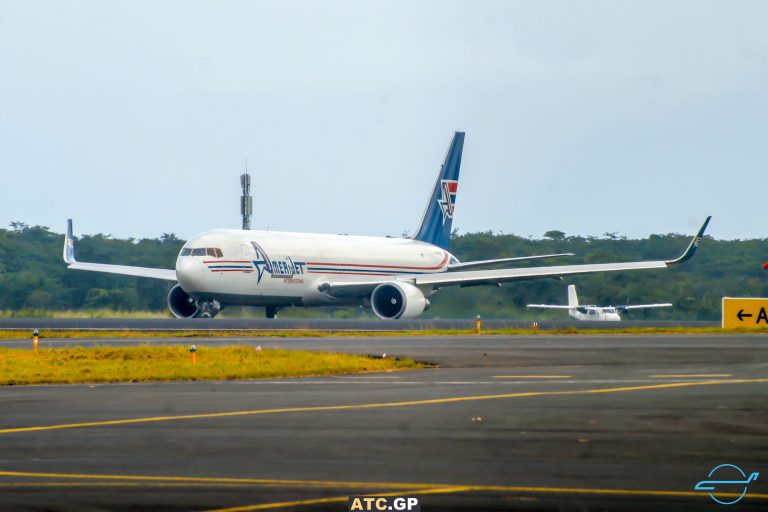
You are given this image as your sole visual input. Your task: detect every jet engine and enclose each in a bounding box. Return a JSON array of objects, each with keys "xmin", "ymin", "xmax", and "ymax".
[
  {"xmin": 168, "ymin": 286, "xmax": 221, "ymax": 318},
  {"xmin": 168, "ymin": 285, "xmax": 202, "ymax": 318},
  {"xmin": 371, "ymin": 282, "xmax": 430, "ymax": 319}
]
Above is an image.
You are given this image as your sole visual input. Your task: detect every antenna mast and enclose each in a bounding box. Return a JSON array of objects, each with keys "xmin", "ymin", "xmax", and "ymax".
[{"xmin": 240, "ymin": 163, "xmax": 252, "ymax": 230}]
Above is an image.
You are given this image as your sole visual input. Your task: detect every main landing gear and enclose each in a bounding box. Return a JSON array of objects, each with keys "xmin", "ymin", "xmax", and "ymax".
[{"xmin": 265, "ymin": 306, "xmax": 280, "ymax": 319}]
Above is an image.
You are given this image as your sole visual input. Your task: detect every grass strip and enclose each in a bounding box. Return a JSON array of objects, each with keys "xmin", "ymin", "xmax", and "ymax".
[
  {"xmin": 0, "ymin": 309, "xmax": 169, "ymax": 319},
  {"xmin": 0, "ymin": 326, "xmax": 764, "ymax": 340},
  {"xmin": 0, "ymin": 346, "xmax": 422, "ymax": 385}
]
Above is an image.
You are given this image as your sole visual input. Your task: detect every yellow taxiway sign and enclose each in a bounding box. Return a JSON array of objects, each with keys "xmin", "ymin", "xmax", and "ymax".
[{"xmin": 722, "ymin": 297, "xmax": 768, "ymax": 329}]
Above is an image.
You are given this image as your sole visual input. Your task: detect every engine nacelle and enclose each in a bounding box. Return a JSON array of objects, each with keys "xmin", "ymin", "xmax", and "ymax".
[
  {"xmin": 371, "ymin": 282, "xmax": 430, "ymax": 319},
  {"xmin": 168, "ymin": 284, "xmax": 201, "ymax": 318}
]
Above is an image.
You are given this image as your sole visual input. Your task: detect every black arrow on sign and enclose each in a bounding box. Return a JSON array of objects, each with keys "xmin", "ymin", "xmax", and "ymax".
[{"xmin": 737, "ymin": 309, "xmax": 753, "ymax": 321}]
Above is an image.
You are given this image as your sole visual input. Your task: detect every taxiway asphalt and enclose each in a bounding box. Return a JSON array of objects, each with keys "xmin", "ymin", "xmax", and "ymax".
[{"xmin": 0, "ymin": 334, "xmax": 765, "ymax": 511}]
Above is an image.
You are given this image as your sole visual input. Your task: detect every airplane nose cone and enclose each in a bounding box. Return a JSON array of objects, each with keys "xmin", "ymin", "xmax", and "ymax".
[{"xmin": 176, "ymin": 258, "xmax": 207, "ymax": 293}]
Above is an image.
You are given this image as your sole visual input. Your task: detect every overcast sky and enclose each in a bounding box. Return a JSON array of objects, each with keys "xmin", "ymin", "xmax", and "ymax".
[{"xmin": 1, "ymin": 1, "xmax": 766, "ymax": 241}]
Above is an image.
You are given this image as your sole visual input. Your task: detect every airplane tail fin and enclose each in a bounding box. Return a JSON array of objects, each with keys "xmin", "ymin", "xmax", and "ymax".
[
  {"xmin": 411, "ymin": 132, "xmax": 465, "ymax": 250},
  {"xmin": 568, "ymin": 285, "xmax": 579, "ymax": 308}
]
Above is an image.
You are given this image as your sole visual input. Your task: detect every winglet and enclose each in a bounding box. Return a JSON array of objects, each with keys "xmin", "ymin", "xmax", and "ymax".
[
  {"xmin": 666, "ymin": 216, "xmax": 711, "ymax": 266},
  {"xmin": 63, "ymin": 219, "xmax": 77, "ymax": 264}
]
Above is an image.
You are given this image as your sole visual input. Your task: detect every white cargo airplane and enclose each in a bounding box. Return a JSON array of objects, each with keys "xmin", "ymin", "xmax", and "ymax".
[
  {"xmin": 527, "ymin": 284, "xmax": 673, "ymax": 321},
  {"xmin": 63, "ymin": 132, "xmax": 711, "ymax": 319}
]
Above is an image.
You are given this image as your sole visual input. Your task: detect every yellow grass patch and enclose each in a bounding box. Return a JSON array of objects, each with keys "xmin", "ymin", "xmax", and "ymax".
[
  {"xmin": 0, "ymin": 309, "xmax": 169, "ymax": 319},
  {"xmin": 0, "ymin": 346, "xmax": 422, "ymax": 385}
]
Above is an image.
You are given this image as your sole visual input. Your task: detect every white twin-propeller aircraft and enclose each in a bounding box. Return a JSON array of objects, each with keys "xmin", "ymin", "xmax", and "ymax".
[
  {"xmin": 527, "ymin": 284, "xmax": 673, "ymax": 322},
  {"xmin": 63, "ymin": 132, "xmax": 711, "ymax": 319}
]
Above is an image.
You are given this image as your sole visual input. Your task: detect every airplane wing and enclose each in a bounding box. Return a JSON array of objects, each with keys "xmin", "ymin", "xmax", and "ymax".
[
  {"xmin": 322, "ymin": 216, "xmax": 710, "ymax": 298},
  {"xmin": 619, "ymin": 303, "xmax": 673, "ymax": 311},
  {"xmin": 63, "ymin": 220, "xmax": 177, "ymax": 281},
  {"xmin": 448, "ymin": 253, "xmax": 574, "ymax": 271},
  {"xmin": 415, "ymin": 216, "xmax": 709, "ymax": 288},
  {"xmin": 526, "ymin": 304, "xmax": 574, "ymax": 310}
]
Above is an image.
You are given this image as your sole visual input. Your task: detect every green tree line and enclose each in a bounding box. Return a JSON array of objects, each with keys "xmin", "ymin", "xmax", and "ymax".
[
  {"xmin": 0, "ymin": 222, "xmax": 765, "ymax": 319},
  {"xmin": 0, "ymin": 223, "xmax": 179, "ymax": 312}
]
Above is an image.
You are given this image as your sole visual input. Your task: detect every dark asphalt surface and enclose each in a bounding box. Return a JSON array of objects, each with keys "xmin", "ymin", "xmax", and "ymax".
[
  {"xmin": 0, "ymin": 334, "xmax": 766, "ymax": 511},
  {"xmin": 0, "ymin": 317, "xmax": 719, "ymax": 331}
]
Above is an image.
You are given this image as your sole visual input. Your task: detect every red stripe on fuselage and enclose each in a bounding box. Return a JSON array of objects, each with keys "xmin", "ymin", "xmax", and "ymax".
[{"xmin": 306, "ymin": 253, "xmax": 448, "ymax": 271}]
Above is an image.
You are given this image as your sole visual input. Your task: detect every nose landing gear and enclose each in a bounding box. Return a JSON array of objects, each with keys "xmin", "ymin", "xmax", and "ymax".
[{"xmin": 196, "ymin": 299, "xmax": 221, "ymax": 319}]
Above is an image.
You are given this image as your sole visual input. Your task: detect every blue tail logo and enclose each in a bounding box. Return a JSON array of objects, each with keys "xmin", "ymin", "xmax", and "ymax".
[{"xmin": 412, "ymin": 132, "xmax": 465, "ymax": 250}]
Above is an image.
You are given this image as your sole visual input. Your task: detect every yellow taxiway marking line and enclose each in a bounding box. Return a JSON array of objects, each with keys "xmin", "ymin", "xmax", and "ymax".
[
  {"xmin": 207, "ymin": 496, "xmax": 348, "ymax": 512},
  {"xmin": 202, "ymin": 483, "xmax": 768, "ymax": 510},
  {"xmin": 0, "ymin": 471, "xmax": 765, "ymax": 504},
  {"xmin": 1, "ymin": 378, "xmax": 766, "ymax": 435},
  {"xmin": 213, "ymin": 484, "xmax": 768, "ymax": 510},
  {"xmin": 206, "ymin": 487, "xmax": 473, "ymax": 512},
  {"xmin": 650, "ymin": 374, "xmax": 732, "ymax": 378},
  {"xmin": 493, "ymin": 375, "xmax": 572, "ymax": 379},
  {"xmin": 0, "ymin": 471, "xmax": 434, "ymax": 490}
]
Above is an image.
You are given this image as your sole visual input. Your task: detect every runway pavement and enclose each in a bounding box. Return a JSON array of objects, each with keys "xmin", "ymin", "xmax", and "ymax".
[{"xmin": 0, "ymin": 334, "xmax": 766, "ymax": 511}]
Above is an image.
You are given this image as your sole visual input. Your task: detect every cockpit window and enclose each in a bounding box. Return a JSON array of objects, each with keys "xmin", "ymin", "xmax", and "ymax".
[{"xmin": 181, "ymin": 247, "xmax": 223, "ymax": 258}]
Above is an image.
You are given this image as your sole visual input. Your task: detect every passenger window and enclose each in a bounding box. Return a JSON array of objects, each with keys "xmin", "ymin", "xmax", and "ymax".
[{"xmin": 180, "ymin": 248, "xmax": 191, "ymax": 256}]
